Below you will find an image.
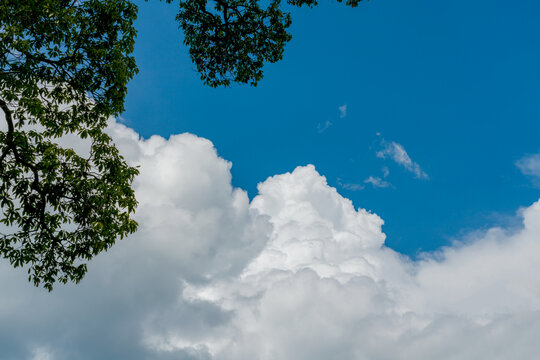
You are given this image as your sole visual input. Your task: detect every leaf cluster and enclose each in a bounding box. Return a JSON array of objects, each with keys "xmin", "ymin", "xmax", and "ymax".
[
  {"xmin": 169, "ymin": 0, "xmax": 364, "ymax": 86},
  {"xmin": 178, "ymin": 0, "xmax": 292, "ymax": 87},
  {"xmin": 0, "ymin": 0, "xmax": 139, "ymax": 290}
]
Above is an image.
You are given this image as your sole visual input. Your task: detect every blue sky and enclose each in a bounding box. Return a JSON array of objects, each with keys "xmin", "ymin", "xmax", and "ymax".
[{"xmin": 123, "ymin": 0, "xmax": 540, "ymax": 256}]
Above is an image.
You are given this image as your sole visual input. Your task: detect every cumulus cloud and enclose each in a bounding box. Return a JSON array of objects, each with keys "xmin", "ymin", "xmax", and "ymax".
[
  {"xmin": 0, "ymin": 120, "xmax": 271, "ymax": 359},
  {"xmin": 377, "ymin": 140, "xmax": 429, "ymax": 179},
  {"xmin": 1, "ymin": 120, "xmax": 540, "ymax": 359},
  {"xmin": 182, "ymin": 186, "xmax": 540, "ymax": 360}
]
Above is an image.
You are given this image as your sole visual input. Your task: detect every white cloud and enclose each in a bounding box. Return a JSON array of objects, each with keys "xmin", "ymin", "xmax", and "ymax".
[
  {"xmin": 317, "ymin": 104, "xmax": 346, "ymax": 133},
  {"xmin": 364, "ymin": 175, "xmax": 391, "ymax": 188},
  {"xmin": 317, "ymin": 120, "xmax": 332, "ymax": 133},
  {"xmin": 337, "ymin": 178, "xmax": 365, "ymax": 191},
  {"xmin": 341, "ymin": 182, "xmax": 365, "ymax": 191},
  {"xmin": 377, "ymin": 140, "xmax": 429, "ymax": 179},
  {"xmin": 338, "ymin": 171, "xmax": 392, "ymax": 191},
  {"xmin": 1, "ymin": 120, "xmax": 540, "ymax": 359},
  {"xmin": 338, "ymin": 104, "xmax": 347, "ymax": 118},
  {"xmin": 31, "ymin": 347, "xmax": 54, "ymax": 360},
  {"xmin": 517, "ymin": 152, "xmax": 540, "ymax": 185},
  {"xmin": 183, "ymin": 190, "xmax": 540, "ymax": 360}
]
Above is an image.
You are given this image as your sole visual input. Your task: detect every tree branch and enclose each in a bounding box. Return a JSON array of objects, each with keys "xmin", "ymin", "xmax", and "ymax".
[{"xmin": 0, "ymin": 98, "xmax": 57, "ymax": 244}]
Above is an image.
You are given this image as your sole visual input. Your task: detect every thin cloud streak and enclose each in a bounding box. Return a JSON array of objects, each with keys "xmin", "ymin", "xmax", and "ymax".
[
  {"xmin": 317, "ymin": 120, "xmax": 332, "ymax": 133},
  {"xmin": 364, "ymin": 175, "xmax": 391, "ymax": 188},
  {"xmin": 377, "ymin": 140, "xmax": 429, "ymax": 179},
  {"xmin": 337, "ymin": 177, "xmax": 365, "ymax": 191},
  {"xmin": 339, "ymin": 104, "xmax": 347, "ymax": 118}
]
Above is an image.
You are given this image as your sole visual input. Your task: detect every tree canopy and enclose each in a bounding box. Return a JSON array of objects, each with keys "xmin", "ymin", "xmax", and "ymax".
[
  {"xmin": 0, "ymin": 0, "xmax": 139, "ymax": 290},
  {"xmin": 176, "ymin": 0, "xmax": 363, "ymax": 86},
  {"xmin": 0, "ymin": 0, "xmax": 363, "ymax": 290}
]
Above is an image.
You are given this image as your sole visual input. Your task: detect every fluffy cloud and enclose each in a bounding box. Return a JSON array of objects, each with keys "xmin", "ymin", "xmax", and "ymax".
[
  {"xmin": 377, "ymin": 140, "xmax": 429, "ymax": 179},
  {"xmin": 0, "ymin": 120, "xmax": 270, "ymax": 359},
  {"xmin": 1, "ymin": 120, "xmax": 540, "ymax": 359}
]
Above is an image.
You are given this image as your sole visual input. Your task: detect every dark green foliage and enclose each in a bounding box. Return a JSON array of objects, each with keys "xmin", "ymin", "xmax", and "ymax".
[
  {"xmin": 177, "ymin": 0, "xmax": 292, "ymax": 87},
  {"xmin": 171, "ymin": 0, "xmax": 363, "ymax": 86},
  {"xmin": 0, "ymin": 0, "xmax": 139, "ymax": 290},
  {"xmin": 288, "ymin": 0, "xmax": 364, "ymax": 8}
]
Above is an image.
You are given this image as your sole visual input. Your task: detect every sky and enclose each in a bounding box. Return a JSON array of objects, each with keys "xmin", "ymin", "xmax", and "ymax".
[
  {"xmin": 123, "ymin": 0, "xmax": 540, "ymax": 255},
  {"xmin": 2, "ymin": 0, "xmax": 540, "ymax": 359}
]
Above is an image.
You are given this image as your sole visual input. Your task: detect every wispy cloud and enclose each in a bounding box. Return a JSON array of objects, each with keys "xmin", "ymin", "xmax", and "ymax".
[
  {"xmin": 516, "ymin": 153, "xmax": 540, "ymax": 186},
  {"xmin": 364, "ymin": 175, "xmax": 391, "ymax": 188},
  {"xmin": 339, "ymin": 104, "xmax": 347, "ymax": 118},
  {"xmin": 337, "ymin": 178, "xmax": 364, "ymax": 191},
  {"xmin": 377, "ymin": 140, "xmax": 429, "ymax": 179},
  {"xmin": 317, "ymin": 120, "xmax": 332, "ymax": 133},
  {"xmin": 31, "ymin": 347, "xmax": 53, "ymax": 360},
  {"xmin": 317, "ymin": 104, "xmax": 347, "ymax": 133},
  {"xmin": 382, "ymin": 166, "xmax": 390, "ymax": 178},
  {"xmin": 337, "ymin": 172, "xmax": 392, "ymax": 191}
]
